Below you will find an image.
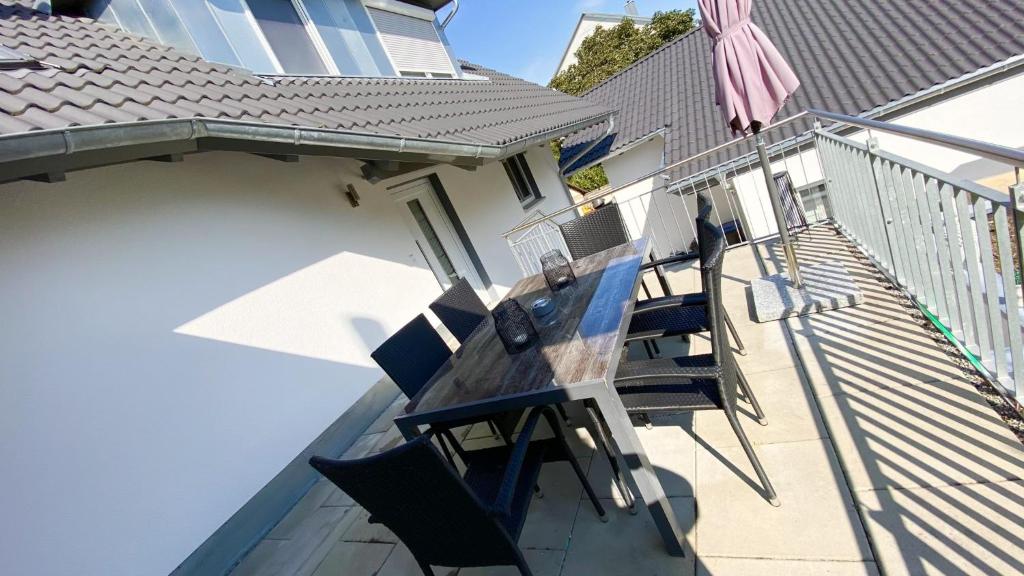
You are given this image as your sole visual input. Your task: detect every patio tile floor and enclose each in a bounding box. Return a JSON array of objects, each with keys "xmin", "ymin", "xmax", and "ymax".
[{"xmin": 231, "ymin": 226, "xmax": 1024, "ymax": 576}]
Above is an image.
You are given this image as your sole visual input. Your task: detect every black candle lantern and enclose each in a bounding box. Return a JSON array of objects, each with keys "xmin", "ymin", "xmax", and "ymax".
[
  {"xmin": 492, "ymin": 299, "xmax": 539, "ymax": 354},
  {"xmin": 540, "ymin": 249, "xmax": 576, "ymax": 291}
]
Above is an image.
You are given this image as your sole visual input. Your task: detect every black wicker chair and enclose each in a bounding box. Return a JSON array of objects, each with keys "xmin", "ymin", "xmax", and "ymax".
[
  {"xmin": 612, "ymin": 219, "xmax": 778, "ymax": 505},
  {"xmin": 310, "ymin": 407, "xmax": 605, "ymax": 576},
  {"xmin": 559, "ymin": 202, "xmax": 746, "ymax": 355},
  {"xmin": 429, "ymin": 278, "xmax": 489, "ymax": 345},
  {"xmin": 371, "ymin": 314, "xmax": 520, "ymax": 442},
  {"xmin": 625, "ymin": 196, "xmax": 747, "ymax": 355}
]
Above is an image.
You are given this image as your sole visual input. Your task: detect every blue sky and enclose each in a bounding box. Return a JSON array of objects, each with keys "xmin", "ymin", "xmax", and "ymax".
[{"xmin": 442, "ymin": 0, "xmax": 699, "ymax": 85}]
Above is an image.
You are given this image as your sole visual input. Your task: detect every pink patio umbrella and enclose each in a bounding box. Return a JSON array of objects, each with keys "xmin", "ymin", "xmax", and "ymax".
[{"xmin": 698, "ymin": 0, "xmax": 804, "ymax": 285}]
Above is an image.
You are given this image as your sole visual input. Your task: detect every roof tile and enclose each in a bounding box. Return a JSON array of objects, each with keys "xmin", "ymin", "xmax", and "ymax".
[{"xmin": 0, "ymin": 2, "xmax": 609, "ymax": 146}]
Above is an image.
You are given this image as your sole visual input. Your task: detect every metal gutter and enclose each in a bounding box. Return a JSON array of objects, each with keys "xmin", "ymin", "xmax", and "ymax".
[
  {"xmin": 439, "ymin": 0, "xmax": 458, "ymax": 29},
  {"xmin": 0, "ymin": 109, "xmax": 613, "ymax": 183}
]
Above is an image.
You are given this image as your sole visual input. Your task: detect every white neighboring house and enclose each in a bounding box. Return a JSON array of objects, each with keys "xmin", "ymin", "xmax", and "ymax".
[
  {"xmin": 0, "ymin": 2, "xmax": 610, "ymax": 576},
  {"xmin": 555, "ymin": 7, "xmax": 651, "ymax": 76},
  {"xmin": 561, "ymin": 0, "xmax": 1024, "ymax": 257}
]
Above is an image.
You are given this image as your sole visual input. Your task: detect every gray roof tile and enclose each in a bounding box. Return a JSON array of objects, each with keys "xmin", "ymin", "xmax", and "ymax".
[
  {"xmin": 0, "ymin": 2, "xmax": 609, "ymax": 149},
  {"xmin": 564, "ymin": 0, "xmax": 1024, "ymax": 171}
]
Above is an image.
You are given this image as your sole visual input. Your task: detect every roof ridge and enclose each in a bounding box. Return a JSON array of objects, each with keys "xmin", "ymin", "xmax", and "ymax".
[{"xmin": 579, "ymin": 24, "xmax": 705, "ymax": 98}]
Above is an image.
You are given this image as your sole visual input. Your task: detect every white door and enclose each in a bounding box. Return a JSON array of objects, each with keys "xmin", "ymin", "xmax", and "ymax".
[{"xmin": 390, "ymin": 178, "xmax": 488, "ymax": 299}]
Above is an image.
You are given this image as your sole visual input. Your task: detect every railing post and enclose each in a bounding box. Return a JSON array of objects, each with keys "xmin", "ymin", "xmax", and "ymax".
[
  {"xmin": 866, "ymin": 137, "xmax": 899, "ymax": 277},
  {"xmin": 1012, "ymin": 180, "xmax": 1024, "ymax": 291}
]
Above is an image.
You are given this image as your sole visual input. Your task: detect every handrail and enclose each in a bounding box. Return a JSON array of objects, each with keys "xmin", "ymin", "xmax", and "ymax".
[
  {"xmin": 501, "ymin": 111, "xmax": 811, "ymax": 238},
  {"xmin": 814, "ymin": 129, "xmax": 1011, "ymax": 205},
  {"xmin": 810, "ymin": 108, "xmax": 1024, "ymax": 168}
]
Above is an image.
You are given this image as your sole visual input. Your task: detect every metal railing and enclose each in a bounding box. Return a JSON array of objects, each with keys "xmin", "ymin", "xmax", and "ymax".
[
  {"xmin": 501, "ymin": 108, "xmax": 1024, "ymax": 401},
  {"xmin": 814, "ymin": 114, "xmax": 1023, "ymax": 400}
]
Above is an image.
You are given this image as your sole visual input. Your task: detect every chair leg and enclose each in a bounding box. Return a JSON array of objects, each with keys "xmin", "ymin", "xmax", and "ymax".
[
  {"xmin": 513, "ymin": 551, "xmax": 535, "ymax": 576},
  {"xmin": 650, "ymin": 338, "xmax": 661, "ymax": 356},
  {"xmin": 584, "ymin": 402, "xmax": 635, "ymax": 512},
  {"xmin": 641, "ymin": 339, "xmax": 655, "ymax": 359},
  {"xmin": 555, "ymin": 403, "xmax": 572, "ymax": 426},
  {"xmin": 415, "ymin": 559, "xmax": 436, "ymax": 576},
  {"xmin": 724, "ymin": 310, "xmax": 747, "ymax": 355},
  {"xmin": 725, "ymin": 407, "xmax": 779, "ymax": 507},
  {"xmin": 640, "ymin": 278, "xmax": 653, "ymax": 299},
  {"xmin": 487, "ymin": 419, "xmax": 502, "ymax": 440},
  {"xmin": 736, "ymin": 366, "xmax": 767, "ymax": 426}
]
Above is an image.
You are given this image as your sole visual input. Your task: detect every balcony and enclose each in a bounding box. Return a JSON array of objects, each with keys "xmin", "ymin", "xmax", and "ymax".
[{"xmin": 231, "ymin": 244, "xmax": 1023, "ymax": 574}]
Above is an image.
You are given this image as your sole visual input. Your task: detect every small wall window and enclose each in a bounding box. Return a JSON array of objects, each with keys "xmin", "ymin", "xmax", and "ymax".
[{"xmin": 503, "ymin": 154, "xmax": 542, "ymax": 207}]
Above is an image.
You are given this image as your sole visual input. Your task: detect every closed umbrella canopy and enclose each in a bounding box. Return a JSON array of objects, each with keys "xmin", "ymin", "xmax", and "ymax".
[{"xmin": 698, "ymin": 0, "xmax": 800, "ymax": 134}]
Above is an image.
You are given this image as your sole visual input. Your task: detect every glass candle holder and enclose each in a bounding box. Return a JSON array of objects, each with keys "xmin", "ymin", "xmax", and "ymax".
[
  {"xmin": 492, "ymin": 299, "xmax": 539, "ymax": 354},
  {"xmin": 540, "ymin": 249, "xmax": 576, "ymax": 291}
]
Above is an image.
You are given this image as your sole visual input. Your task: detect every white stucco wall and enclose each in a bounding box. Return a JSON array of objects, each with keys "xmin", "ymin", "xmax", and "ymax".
[
  {"xmin": 416, "ymin": 144, "xmax": 574, "ymax": 296},
  {"xmin": 0, "ymin": 146, "xmax": 566, "ymax": 576},
  {"xmin": 847, "ymin": 72, "xmax": 1024, "ymax": 187}
]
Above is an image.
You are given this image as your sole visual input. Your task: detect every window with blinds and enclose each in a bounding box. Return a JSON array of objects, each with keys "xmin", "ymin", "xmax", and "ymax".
[{"xmin": 366, "ymin": 7, "xmax": 455, "ymax": 76}]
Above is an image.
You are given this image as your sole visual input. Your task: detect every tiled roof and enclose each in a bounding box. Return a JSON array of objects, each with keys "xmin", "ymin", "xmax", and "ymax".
[
  {"xmin": 0, "ymin": 2, "xmax": 609, "ymax": 146},
  {"xmin": 562, "ymin": 0, "xmax": 1024, "ymax": 171}
]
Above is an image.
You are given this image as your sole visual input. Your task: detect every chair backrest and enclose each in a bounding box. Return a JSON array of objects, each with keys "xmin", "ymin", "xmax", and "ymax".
[
  {"xmin": 695, "ymin": 193, "xmax": 715, "ymax": 290},
  {"xmin": 699, "ymin": 218, "xmax": 738, "ymax": 407},
  {"xmin": 371, "ymin": 314, "xmax": 451, "ymax": 399},
  {"xmin": 559, "ymin": 204, "xmax": 630, "ymax": 260},
  {"xmin": 429, "ymin": 278, "xmax": 489, "ymax": 345},
  {"xmin": 310, "ymin": 436, "xmax": 521, "ymax": 568}
]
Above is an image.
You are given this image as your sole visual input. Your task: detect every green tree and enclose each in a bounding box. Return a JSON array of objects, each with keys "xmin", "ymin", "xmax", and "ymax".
[{"xmin": 551, "ymin": 10, "xmax": 696, "ymax": 191}]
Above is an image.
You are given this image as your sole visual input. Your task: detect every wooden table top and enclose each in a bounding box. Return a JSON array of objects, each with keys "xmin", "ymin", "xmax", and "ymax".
[{"xmin": 404, "ymin": 238, "xmax": 648, "ymax": 420}]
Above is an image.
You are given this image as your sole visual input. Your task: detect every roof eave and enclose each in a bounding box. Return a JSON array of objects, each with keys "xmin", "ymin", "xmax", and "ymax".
[{"xmin": 0, "ymin": 111, "xmax": 613, "ymax": 184}]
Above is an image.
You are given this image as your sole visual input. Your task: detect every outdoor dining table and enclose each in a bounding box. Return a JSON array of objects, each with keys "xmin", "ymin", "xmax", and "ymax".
[{"xmin": 394, "ymin": 237, "xmax": 687, "ymax": 557}]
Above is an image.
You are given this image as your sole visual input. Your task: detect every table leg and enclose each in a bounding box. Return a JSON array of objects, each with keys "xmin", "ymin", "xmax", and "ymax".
[{"xmin": 591, "ymin": 388, "xmax": 687, "ymax": 557}]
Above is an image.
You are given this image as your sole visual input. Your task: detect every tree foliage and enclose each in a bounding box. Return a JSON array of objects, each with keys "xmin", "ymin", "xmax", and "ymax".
[
  {"xmin": 550, "ymin": 10, "xmax": 696, "ymax": 97},
  {"xmin": 551, "ymin": 10, "xmax": 696, "ymax": 191}
]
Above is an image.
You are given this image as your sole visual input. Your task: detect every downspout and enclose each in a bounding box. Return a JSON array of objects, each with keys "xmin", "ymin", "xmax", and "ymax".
[
  {"xmin": 440, "ymin": 0, "xmax": 459, "ymax": 29},
  {"xmin": 560, "ymin": 115, "xmax": 615, "ymax": 178}
]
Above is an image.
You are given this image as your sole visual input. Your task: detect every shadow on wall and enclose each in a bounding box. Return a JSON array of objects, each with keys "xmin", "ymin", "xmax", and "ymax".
[{"xmin": 950, "ymin": 150, "xmax": 1023, "ymax": 191}]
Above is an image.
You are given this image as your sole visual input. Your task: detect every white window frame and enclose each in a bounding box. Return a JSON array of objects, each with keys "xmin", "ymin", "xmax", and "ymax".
[
  {"xmin": 242, "ymin": 0, "xmax": 341, "ymax": 75},
  {"xmin": 290, "ymin": 0, "xmax": 342, "ymax": 75},
  {"xmin": 503, "ymin": 153, "xmax": 542, "ymax": 207}
]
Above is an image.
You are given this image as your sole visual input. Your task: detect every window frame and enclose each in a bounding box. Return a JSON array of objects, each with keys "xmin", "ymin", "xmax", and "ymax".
[
  {"xmin": 242, "ymin": 0, "xmax": 341, "ymax": 75},
  {"xmin": 502, "ymin": 153, "xmax": 543, "ymax": 208}
]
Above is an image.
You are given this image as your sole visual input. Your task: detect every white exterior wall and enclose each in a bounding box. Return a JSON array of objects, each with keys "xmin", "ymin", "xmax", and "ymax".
[
  {"xmin": 847, "ymin": 72, "xmax": 1024, "ymax": 188},
  {"xmin": 0, "ymin": 146, "xmax": 569, "ymax": 576},
  {"xmin": 421, "ymin": 145, "xmax": 574, "ymax": 296}
]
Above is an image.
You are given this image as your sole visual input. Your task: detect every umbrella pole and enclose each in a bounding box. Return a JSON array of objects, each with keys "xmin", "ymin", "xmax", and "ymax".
[{"xmin": 755, "ymin": 134, "xmax": 802, "ymax": 287}]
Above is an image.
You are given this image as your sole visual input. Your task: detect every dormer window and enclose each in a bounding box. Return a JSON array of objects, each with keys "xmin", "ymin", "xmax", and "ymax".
[
  {"xmin": 364, "ymin": 0, "xmax": 457, "ymax": 77},
  {"xmin": 246, "ymin": 0, "xmax": 334, "ymax": 75},
  {"xmin": 87, "ymin": 0, "xmax": 459, "ymax": 79}
]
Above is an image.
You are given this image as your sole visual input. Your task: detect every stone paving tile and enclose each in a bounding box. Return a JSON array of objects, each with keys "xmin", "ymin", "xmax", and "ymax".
[
  {"xmin": 269, "ymin": 480, "xmax": 342, "ymax": 538},
  {"xmin": 459, "ymin": 549, "xmax": 566, "ymax": 576},
  {"xmin": 561, "ymin": 497, "xmax": 695, "ymax": 576},
  {"xmin": 364, "ymin": 395, "xmax": 407, "ymax": 435},
  {"xmin": 818, "ymin": 378, "xmax": 1024, "ymax": 492},
  {"xmin": 694, "ymin": 365, "xmax": 827, "ymax": 448},
  {"xmin": 233, "ymin": 506, "xmax": 358, "ymax": 576},
  {"xmin": 857, "ymin": 480, "xmax": 1024, "ymax": 576},
  {"xmin": 696, "ymin": 439, "xmax": 871, "ymax": 561},
  {"xmin": 789, "ymin": 314, "xmax": 965, "ymax": 397},
  {"xmin": 696, "ymin": 558, "xmax": 881, "ymax": 576},
  {"xmin": 376, "ymin": 543, "xmax": 458, "ymax": 576},
  {"xmin": 341, "ymin": 507, "xmax": 400, "ymax": 544},
  {"xmin": 588, "ymin": 415, "xmax": 695, "ymax": 499},
  {"xmin": 310, "ymin": 540, "xmax": 393, "ymax": 576},
  {"xmin": 518, "ymin": 459, "xmax": 591, "ymax": 551},
  {"xmin": 267, "ymin": 498, "xmax": 350, "ymax": 542}
]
